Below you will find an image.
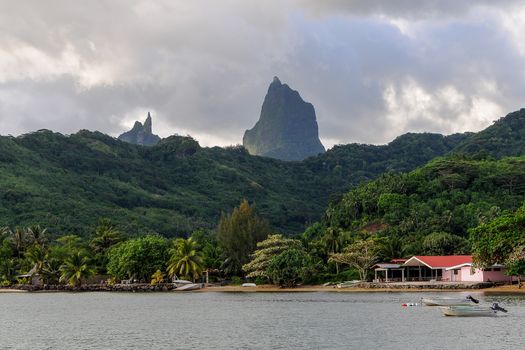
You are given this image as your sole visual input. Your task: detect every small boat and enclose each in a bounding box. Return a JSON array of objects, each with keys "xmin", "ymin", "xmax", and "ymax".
[
  {"xmin": 336, "ymin": 280, "xmax": 361, "ymax": 288},
  {"xmin": 172, "ymin": 279, "xmax": 193, "ymax": 287},
  {"xmin": 174, "ymin": 283, "xmax": 202, "ymax": 291},
  {"xmin": 242, "ymin": 283, "xmax": 256, "ymax": 287},
  {"xmin": 441, "ymin": 303, "xmax": 508, "ymax": 317},
  {"xmin": 422, "ymin": 295, "xmax": 479, "ymax": 306}
]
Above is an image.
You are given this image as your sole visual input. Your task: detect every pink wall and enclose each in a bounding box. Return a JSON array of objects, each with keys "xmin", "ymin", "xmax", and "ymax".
[
  {"xmin": 442, "ymin": 266, "xmax": 513, "ymax": 282},
  {"xmin": 481, "ymin": 268, "xmax": 513, "ymax": 283},
  {"xmin": 459, "ymin": 266, "xmax": 484, "ymax": 282},
  {"xmin": 442, "ymin": 270, "xmax": 452, "ymax": 281}
]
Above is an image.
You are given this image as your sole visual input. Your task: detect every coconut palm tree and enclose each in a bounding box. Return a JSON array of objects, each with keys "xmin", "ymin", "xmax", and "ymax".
[
  {"xmin": 10, "ymin": 227, "xmax": 28, "ymax": 259},
  {"xmin": 59, "ymin": 252, "xmax": 94, "ymax": 287},
  {"xmin": 27, "ymin": 225, "xmax": 48, "ymax": 247},
  {"xmin": 41, "ymin": 258, "xmax": 62, "ymax": 285},
  {"xmin": 24, "ymin": 244, "xmax": 48, "ymax": 275},
  {"xmin": 167, "ymin": 238, "xmax": 204, "ymax": 282},
  {"xmin": 90, "ymin": 219, "xmax": 122, "ymax": 254},
  {"xmin": 322, "ymin": 228, "xmax": 346, "ymax": 274},
  {"xmin": 379, "ymin": 236, "xmax": 408, "ymax": 261}
]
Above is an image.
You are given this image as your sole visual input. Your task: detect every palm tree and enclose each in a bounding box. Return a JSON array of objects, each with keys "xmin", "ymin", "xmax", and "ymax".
[
  {"xmin": 379, "ymin": 236, "xmax": 408, "ymax": 261},
  {"xmin": 24, "ymin": 244, "xmax": 48, "ymax": 275},
  {"xmin": 27, "ymin": 225, "xmax": 48, "ymax": 247},
  {"xmin": 10, "ymin": 227, "xmax": 28, "ymax": 259},
  {"xmin": 322, "ymin": 228, "xmax": 345, "ymax": 254},
  {"xmin": 90, "ymin": 219, "xmax": 122, "ymax": 254},
  {"xmin": 167, "ymin": 238, "xmax": 204, "ymax": 282},
  {"xmin": 41, "ymin": 258, "xmax": 62, "ymax": 285},
  {"xmin": 59, "ymin": 252, "xmax": 94, "ymax": 287},
  {"xmin": 0, "ymin": 258, "xmax": 16, "ymax": 284},
  {"xmin": 90, "ymin": 219, "xmax": 122, "ymax": 273},
  {"xmin": 322, "ymin": 228, "xmax": 346, "ymax": 274}
]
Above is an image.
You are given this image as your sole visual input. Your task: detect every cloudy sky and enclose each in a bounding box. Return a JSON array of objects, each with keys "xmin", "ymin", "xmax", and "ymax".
[{"xmin": 1, "ymin": 1, "xmax": 524, "ymax": 149}]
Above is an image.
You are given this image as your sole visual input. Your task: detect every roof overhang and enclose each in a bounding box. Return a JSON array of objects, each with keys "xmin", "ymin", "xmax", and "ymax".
[
  {"xmin": 446, "ymin": 263, "xmax": 472, "ymax": 271},
  {"xmin": 373, "ymin": 264, "xmax": 402, "ymax": 269},
  {"xmin": 402, "ymin": 256, "xmax": 434, "ymax": 269},
  {"xmin": 446, "ymin": 263, "xmax": 506, "ymax": 271}
]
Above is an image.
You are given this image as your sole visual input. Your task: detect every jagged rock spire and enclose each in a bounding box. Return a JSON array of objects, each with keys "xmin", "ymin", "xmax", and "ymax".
[
  {"xmin": 144, "ymin": 112, "xmax": 152, "ymax": 134},
  {"xmin": 243, "ymin": 77, "xmax": 325, "ymax": 161},
  {"xmin": 118, "ymin": 112, "xmax": 161, "ymax": 146}
]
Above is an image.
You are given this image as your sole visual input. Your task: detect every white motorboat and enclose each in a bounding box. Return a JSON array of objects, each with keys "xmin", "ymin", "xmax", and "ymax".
[
  {"xmin": 336, "ymin": 280, "xmax": 361, "ymax": 288},
  {"xmin": 422, "ymin": 295, "xmax": 479, "ymax": 306},
  {"xmin": 242, "ymin": 283, "xmax": 256, "ymax": 287},
  {"xmin": 174, "ymin": 283, "xmax": 202, "ymax": 291},
  {"xmin": 172, "ymin": 279, "xmax": 193, "ymax": 287},
  {"xmin": 441, "ymin": 303, "xmax": 507, "ymax": 317}
]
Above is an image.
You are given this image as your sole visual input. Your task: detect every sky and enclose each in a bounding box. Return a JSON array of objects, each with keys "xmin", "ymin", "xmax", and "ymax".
[{"xmin": 1, "ymin": 1, "xmax": 525, "ymax": 149}]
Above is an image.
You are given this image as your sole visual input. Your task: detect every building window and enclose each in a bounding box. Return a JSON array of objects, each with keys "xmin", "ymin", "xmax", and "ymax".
[
  {"xmin": 453, "ymin": 270, "xmax": 458, "ymax": 275},
  {"xmin": 493, "ymin": 268, "xmax": 501, "ymax": 272}
]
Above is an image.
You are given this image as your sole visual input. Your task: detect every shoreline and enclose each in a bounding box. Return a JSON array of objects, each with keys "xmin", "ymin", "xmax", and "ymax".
[
  {"xmin": 2, "ymin": 284, "xmax": 525, "ymax": 294},
  {"xmin": 198, "ymin": 284, "xmax": 525, "ymax": 294}
]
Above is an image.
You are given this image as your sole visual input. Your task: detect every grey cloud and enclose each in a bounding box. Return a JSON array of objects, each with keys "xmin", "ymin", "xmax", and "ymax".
[
  {"xmin": 297, "ymin": 0, "xmax": 522, "ymax": 19},
  {"xmin": 0, "ymin": 1, "xmax": 525, "ymax": 149}
]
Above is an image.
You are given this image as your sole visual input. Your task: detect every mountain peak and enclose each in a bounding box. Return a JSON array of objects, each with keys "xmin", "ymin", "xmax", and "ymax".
[
  {"xmin": 144, "ymin": 112, "xmax": 152, "ymax": 134},
  {"xmin": 118, "ymin": 113, "xmax": 161, "ymax": 146},
  {"xmin": 243, "ymin": 78, "xmax": 325, "ymax": 161}
]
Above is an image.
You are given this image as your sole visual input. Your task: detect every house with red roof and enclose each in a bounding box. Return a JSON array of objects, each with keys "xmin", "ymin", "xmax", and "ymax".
[{"xmin": 373, "ymin": 255, "xmax": 513, "ymax": 283}]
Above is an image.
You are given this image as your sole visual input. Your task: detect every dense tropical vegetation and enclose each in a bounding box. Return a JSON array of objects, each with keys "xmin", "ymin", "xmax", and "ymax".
[
  {"xmin": 1, "ymin": 108, "xmax": 525, "ymax": 288},
  {"xmin": 0, "ymin": 129, "xmax": 467, "ymax": 237}
]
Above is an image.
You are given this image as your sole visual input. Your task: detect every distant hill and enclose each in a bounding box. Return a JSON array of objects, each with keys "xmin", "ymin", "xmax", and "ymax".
[
  {"xmin": 243, "ymin": 77, "xmax": 325, "ymax": 161},
  {"xmin": 322, "ymin": 154, "xmax": 525, "ymax": 248},
  {"xmin": 318, "ymin": 107, "xmax": 525, "ymax": 251},
  {"xmin": 0, "ymin": 129, "xmax": 464, "ymax": 237},
  {"xmin": 118, "ymin": 113, "xmax": 161, "ymax": 146},
  {"xmin": 454, "ymin": 108, "xmax": 525, "ymax": 158}
]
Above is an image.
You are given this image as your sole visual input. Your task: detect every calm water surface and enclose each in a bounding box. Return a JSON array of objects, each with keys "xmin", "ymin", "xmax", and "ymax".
[{"xmin": 0, "ymin": 291, "xmax": 523, "ymax": 349}]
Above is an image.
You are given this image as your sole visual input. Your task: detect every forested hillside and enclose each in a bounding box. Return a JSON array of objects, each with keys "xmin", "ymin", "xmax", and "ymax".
[
  {"xmin": 0, "ymin": 130, "xmax": 465, "ymax": 237},
  {"xmin": 321, "ymin": 155, "xmax": 525, "ymax": 254},
  {"xmin": 455, "ymin": 108, "xmax": 525, "ymax": 157}
]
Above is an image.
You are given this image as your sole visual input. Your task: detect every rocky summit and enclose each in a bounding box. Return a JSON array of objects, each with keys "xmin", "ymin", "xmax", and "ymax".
[
  {"xmin": 118, "ymin": 112, "xmax": 161, "ymax": 146},
  {"xmin": 243, "ymin": 77, "xmax": 325, "ymax": 161}
]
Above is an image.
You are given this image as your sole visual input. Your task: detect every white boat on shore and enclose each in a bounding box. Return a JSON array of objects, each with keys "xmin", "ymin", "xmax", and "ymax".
[
  {"xmin": 422, "ymin": 295, "xmax": 479, "ymax": 306},
  {"xmin": 336, "ymin": 280, "xmax": 361, "ymax": 288},
  {"xmin": 174, "ymin": 283, "xmax": 202, "ymax": 291},
  {"xmin": 172, "ymin": 279, "xmax": 193, "ymax": 287},
  {"xmin": 441, "ymin": 303, "xmax": 507, "ymax": 317},
  {"xmin": 242, "ymin": 283, "xmax": 256, "ymax": 287}
]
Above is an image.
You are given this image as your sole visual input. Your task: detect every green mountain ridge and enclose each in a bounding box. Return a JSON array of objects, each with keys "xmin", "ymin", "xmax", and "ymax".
[
  {"xmin": 321, "ymin": 154, "xmax": 525, "ymax": 254},
  {"xmin": 0, "ymin": 127, "xmax": 469, "ymax": 238},
  {"xmin": 1, "ymin": 106, "xmax": 523, "ymax": 239}
]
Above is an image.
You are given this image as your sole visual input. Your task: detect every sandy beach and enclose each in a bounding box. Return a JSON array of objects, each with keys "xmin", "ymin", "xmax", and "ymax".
[
  {"xmin": 198, "ymin": 284, "xmax": 525, "ymax": 293},
  {"xmin": 1, "ymin": 284, "xmax": 524, "ymax": 293}
]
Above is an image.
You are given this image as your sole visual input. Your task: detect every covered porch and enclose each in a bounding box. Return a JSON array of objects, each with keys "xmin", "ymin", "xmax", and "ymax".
[
  {"xmin": 402, "ymin": 256, "xmax": 444, "ymax": 282},
  {"xmin": 373, "ymin": 263, "xmax": 405, "ymax": 282}
]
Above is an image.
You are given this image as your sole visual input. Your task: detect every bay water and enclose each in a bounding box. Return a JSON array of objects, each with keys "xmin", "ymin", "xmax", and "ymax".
[{"xmin": 0, "ymin": 291, "xmax": 523, "ymax": 349}]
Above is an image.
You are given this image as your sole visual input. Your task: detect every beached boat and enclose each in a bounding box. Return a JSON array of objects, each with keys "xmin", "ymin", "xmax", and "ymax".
[
  {"xmin": 422, "ymin": 295, "xmax": 478, "ymax": 306},
  {"xmin": 174, "ymin": 283, "xmax": 202, "ymax": 291},
  {"xmin": 440, "ymin": 303, "xmax": 507, "ymax": 317},
  {"xmin": 336, "ymin": 280, "xmax": 361, "ymax": 288},
  {"xmin": 242, "ymin": 283, "xmax": 256, "ymax": 287},
  {"xmin": 172, "ymin": 279, "xmax": 193, "ymax": 287}
]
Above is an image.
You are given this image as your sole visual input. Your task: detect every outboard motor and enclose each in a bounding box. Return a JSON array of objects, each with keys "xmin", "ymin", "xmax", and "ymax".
[
  {"xmin": 491, "ymin": 303, "xmax": 508, "ymax": 313},
  {"xmin": 466, "ymin": 295, "xmax": 480, "ymax": 304}
]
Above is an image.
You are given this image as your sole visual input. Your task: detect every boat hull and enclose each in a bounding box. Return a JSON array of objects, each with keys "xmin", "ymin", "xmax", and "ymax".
[
  {"xmin": 440, "ymin": 306, "xmax": 498, "ymax": 317},
  {"xmin": 174, "ymin": 283, "xmax": 202, "ymax": 291},
  {"xmin": 422, "ymin": 298, "xmax": 474, "ymax": 306}
]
